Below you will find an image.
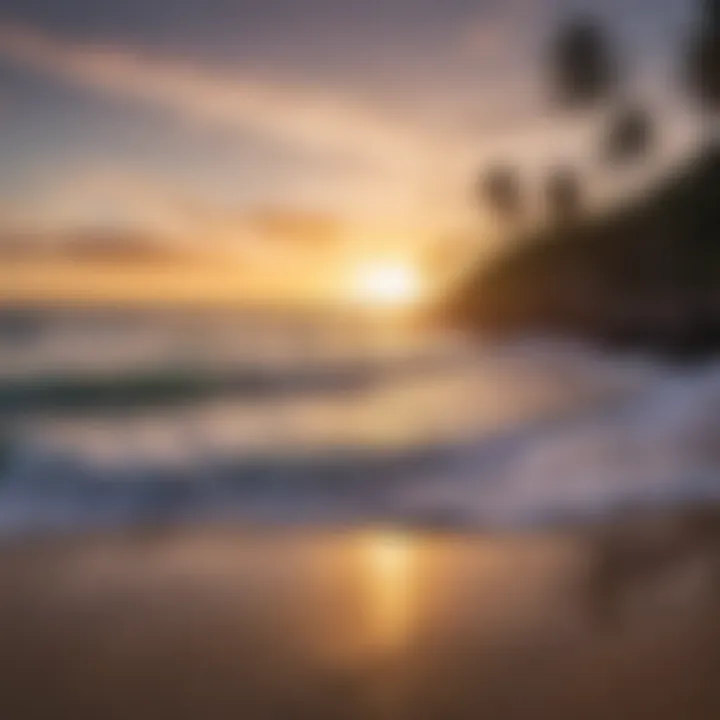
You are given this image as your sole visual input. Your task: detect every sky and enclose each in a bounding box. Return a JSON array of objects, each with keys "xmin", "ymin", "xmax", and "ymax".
[{"xmin": 0, "ymin": 0, "xmax": 703, "ymax": 303}]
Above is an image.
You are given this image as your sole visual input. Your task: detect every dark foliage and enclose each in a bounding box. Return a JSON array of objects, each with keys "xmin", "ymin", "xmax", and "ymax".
[
  {"xmin": 551, "ymin": 19, "xmax": 616, "ymax": 108},
  {"xmin": 545, "ymin": 167, "xmax": 583, "ymax": 222},
  {"xmin": 688, "ymin": 27, "xmax": 720, "ymax": 109},
  {"xmin": 447, "ymin": 147, "xmax": 720, "ymax": 357},
  {"xmin": 702, "ymin": 0, "xmax": 720, "ymax": 29},
  {"xmin": 454, "ymin": 1, "xmax": 720, "ymax": 357},
  {"xmin": 602, "ymin": 106, "xmax": 655, "ymax": 165},
  {"xmin": 478, "ymin": 165, "xmax": 523, "ymax": 220}
]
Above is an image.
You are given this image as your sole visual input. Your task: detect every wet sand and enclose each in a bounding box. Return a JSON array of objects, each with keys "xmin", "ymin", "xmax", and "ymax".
[{"xmin": 1, "ymin": 521, "xmax": 720, "ymax": 719}]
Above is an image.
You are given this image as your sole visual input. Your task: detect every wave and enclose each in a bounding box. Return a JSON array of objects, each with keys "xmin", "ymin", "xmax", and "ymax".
[
  {"xmin": 0, "ymin": 350, "xmax": 463, "ymax": 413},
  {"xmin": 2, "ymin": 354, "xmax": 720, "ymax": 534}
]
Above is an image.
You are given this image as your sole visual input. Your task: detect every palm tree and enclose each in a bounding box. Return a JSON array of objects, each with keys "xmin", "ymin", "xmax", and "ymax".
[
  {"xmin": 478, "ymin": 165, "xmax": 522, "ymax": 223},
  {"xmin": 702, "ymin": 0, "xmax": 720, "ymax": 31},
  {"xmin": 687, "ymin": 0, "xmax": 720, "ymax": 132},
  {"xmin": 551, "ymin": 18, "xmax": 616, "ymax": 110},
  {"xmin": 677, "ymin": 0, "xmax": 720, "ymax": 344},
  {"xmin": 545, "ymin": 167, "xmax": 582, "ymax": 223},
  {"xmin": 602, "ymin": 105, "xmax": 655, "ymax": 165},
  {"xmin": 545, "ymin": 17, "xmax": 619, "ymax": 220}
]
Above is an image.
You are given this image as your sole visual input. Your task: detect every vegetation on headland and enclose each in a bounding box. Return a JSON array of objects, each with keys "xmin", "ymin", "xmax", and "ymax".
[
  {"xmin": 446, "ymin": 0, "xmax": 720, "ymax": 356},
  {"xmin": 446, "ymin": 147, "xmax": 720, "ymax": 355}
]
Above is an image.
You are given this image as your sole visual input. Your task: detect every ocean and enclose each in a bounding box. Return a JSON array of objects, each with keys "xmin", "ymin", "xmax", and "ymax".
[{"xmin": 1, "ymin": 306, "xmax": 719, "ymax": 534}]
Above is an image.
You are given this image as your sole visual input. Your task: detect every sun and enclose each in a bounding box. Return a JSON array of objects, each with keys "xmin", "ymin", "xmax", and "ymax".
[{"xmin": 351, "ymin": 261, "xmax": 422, "ymax": 307}]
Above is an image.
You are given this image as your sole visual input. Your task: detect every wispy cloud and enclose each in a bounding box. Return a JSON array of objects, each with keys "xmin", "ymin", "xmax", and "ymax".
[{"xmin": 0, "ymin": 21, "xmax": 435, "ymax": 170}]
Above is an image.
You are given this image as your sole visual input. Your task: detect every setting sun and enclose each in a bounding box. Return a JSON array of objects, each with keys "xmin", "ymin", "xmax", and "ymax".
[{"xmin": 351, "ymin": 261, "xmax": 422, "ymax": 307}]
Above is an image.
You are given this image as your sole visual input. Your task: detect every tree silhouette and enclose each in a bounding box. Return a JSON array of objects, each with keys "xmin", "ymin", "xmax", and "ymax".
[
  {"xmin": 602, "ymin": 105, "xmax": 655, "ymax": 165},
  {"xmin": 461, "ymin": 0, "xmax": 720, "ymax": 352},
  {"xmin": 551, "ymin": 18, "xmax": 616, "ymax": 109},
  {"xmin": 702, "ymin": 0, "xmax": 720, "ymax": 31},
  {"xmin": 473, "ymin": 1, "xmax": 718, "ymax": 233},
  {"xmin": 545, "ymin": 167, "xmax": 582, "ymax": 222},
  {"xmin": 687, "ymin": 2, "xmax": 720, "ymax": 115},
  {"xmin": 478, "ymin": 166, "xmax": 522, "ymax": 222}
]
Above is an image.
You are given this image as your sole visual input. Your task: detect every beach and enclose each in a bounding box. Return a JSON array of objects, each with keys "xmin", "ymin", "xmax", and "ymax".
[
  {"xmin": 2, "ymin": 519, "xmax": 720, "ymax": 719},
  {"xmin": 3, "ymin": 310, "xmax": 720, "ymax": 718}
]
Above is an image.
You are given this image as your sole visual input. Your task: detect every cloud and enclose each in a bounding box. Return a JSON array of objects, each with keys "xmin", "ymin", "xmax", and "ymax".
[
  {"xmin": 0, "ymin": 17, "xmax": 582, "ymax": 239},
  {"xmin": 0, "ymin": 21, "xmax": 434, "ymax": 171},
  {"xmin": 3, "ymin": 163, "xmax": 356, "ymax": 264}
]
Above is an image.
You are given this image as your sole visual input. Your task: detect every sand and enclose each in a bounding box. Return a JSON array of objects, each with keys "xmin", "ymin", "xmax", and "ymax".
[{"xmin": 1, "ymin": 520, "xmax": 720, "ymax": 719}]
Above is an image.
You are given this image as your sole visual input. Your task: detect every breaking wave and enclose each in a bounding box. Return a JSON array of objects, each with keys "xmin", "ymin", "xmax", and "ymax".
[{"xmin": 1, "ymin": 308, "xmax": 719, "ymax": 534}]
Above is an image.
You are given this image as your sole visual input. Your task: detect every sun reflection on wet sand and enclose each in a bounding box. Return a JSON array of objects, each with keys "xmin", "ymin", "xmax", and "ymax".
[
  {"xmin": 358, "ymin": 529, "xmax": 418, "ymax": 653},
  {"xmin": 2, "ymin": 528, "xmax": 720, "ymax": 718}
]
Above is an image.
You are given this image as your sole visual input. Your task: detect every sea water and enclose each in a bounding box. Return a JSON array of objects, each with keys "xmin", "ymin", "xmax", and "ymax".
[{"xmin": 0, "ymin": 306, "xmax": 718, "ymax": 534}]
